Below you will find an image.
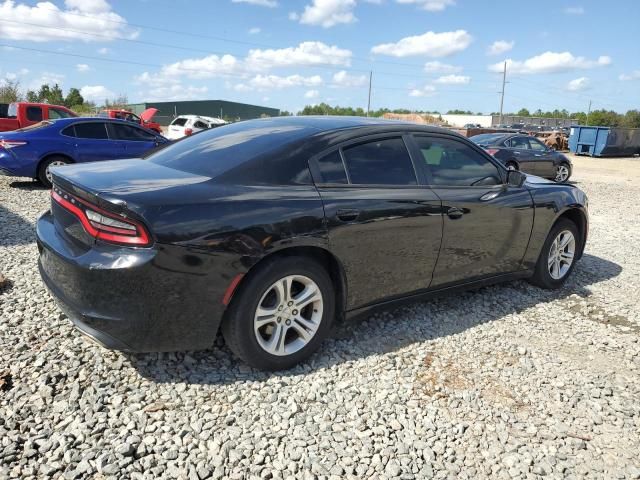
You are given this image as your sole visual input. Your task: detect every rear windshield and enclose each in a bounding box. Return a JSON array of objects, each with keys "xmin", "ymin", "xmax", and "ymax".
[
  {"xmin": 171, "ymin": 118, "xmax": 188, "ymax": 127},
  {"xmin": 469, "ymin": 133, "xmax": 507, "ymax": 145},
  {"xmin": 15, "ymin": 121, "xmax": 52, "ymax": 132},
  {"xmin": 148, "ymin": 120, "xmax": 313, "ymax": 179}
]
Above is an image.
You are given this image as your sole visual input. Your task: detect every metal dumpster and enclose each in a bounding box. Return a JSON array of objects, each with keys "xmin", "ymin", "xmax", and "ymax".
[{"xmin": 569, "ymin": 126, "xmax": 640, "ymax": 157}]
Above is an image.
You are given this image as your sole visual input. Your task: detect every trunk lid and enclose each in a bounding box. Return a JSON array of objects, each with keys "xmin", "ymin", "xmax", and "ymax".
[{"xmin": 50, "ymin": 159, "xmax": 212, "ymax": 216}]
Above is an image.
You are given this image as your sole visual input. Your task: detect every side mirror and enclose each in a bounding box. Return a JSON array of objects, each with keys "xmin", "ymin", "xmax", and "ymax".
[{"xmin": 507, "ymin": 169, "xmax": 526, "ymax": 187}]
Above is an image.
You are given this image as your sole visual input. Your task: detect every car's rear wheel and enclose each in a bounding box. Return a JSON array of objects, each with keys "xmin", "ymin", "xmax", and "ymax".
[
  {"xmin": 528, "ymin": 218, "xmax": 579, "ymax": 289},
  {"xmin": 38, "ymin": 156, "xmax": 71, "ymax": 188},
  {"xmin": 555, "ymin": 162, "xmax": 571, "ymax": 183},
  {"xmin": 221, "ymin": 256, "xmax": 335, "ymax": 370}
]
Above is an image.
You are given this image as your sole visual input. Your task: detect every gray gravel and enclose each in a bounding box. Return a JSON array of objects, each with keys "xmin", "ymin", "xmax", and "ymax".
[{"xmin": 1, "ymin": 159, "xmax": 639, "ymax": 479}]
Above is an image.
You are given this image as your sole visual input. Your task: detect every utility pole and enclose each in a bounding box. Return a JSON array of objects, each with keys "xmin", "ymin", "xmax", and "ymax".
[
  {"xmin": 366, "ymin": 71, "xmax": 372, "ymax": 117},
  {"xmin": 585, "ymin": 100, "xmax": 592, "ymax": 126},
  {"xmin": 499, "ymin": 61, "xmax": 507, "ymax": 125}
]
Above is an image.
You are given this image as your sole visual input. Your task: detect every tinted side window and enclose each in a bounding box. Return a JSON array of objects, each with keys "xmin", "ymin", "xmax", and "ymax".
[
  {"xmin": 316, "ymin": 150, "xmax": 348, "ymax": 184},
  {"xmin": 171, "ymin": 118, "xmax": 188, "ymax": 127},
  {"xmin": 414, "ymin": 136, "xmax": 501, "ymax": 187},
  {"xmin": 72, "ymin": 122, "xmax": 109, "ymax": 139},
  {"xmin": 342, "ymin": 138, "xmax": 416, "ymax": 185},
  {"xmin": 528, "ymin": 138, "xmax": 547, "ymax": 151},
  {"xmin": 109, "ymin": 123, "xmax": 156, "ymax": 141},
  {"xmin": 194, "ymin": 121, "xmax": 208, "ymax": 129},
  {"xmin": 510, "ymin": 137, "xmax": 530, "ymax": 149},
  {"xmin": 27, "ymin": 106, "xmax": 43, "ymax": 122}
]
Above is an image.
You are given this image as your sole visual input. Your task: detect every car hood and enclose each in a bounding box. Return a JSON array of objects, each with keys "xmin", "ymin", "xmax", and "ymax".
[{"xmin": 140, "ymin": 108, "xmax": 158, "ymax": 122}]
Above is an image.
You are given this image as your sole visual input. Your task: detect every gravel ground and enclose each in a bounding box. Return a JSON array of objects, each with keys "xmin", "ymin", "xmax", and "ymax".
[{"xmin": 1, "ymin": 155, "xmax": 639, "ymax": 479}]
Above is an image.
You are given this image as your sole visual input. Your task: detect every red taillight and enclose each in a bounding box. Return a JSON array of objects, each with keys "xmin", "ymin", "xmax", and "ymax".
[
  {"xmin": 485, "ymin": 148, "xmax": 499, "ymax": 156},
  {"xmin": 51, "ymin": 188, "xmax": 151, "ymax": 247},
  {"xmin": 184, "ymin": 128, "xmax": 193, "ymax": 136},
  {"xmin": 0, "ymin": 139, "xmax": 28, "ymax": 149}
]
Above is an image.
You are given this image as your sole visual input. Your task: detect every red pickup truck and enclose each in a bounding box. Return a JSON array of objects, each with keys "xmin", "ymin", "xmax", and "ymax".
[
  {"xmin": 100, "ymin": 108, "xmax": 162, "ymax": 134},
  {"xmin": 0, "ymin": 102, "xmax": 78, "ymax": 132}
]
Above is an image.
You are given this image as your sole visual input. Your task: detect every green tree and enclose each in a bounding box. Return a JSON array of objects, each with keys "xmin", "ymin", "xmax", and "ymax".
[
  {"xmin": 516, "ymin": 108, "xmax": 530, "ymax": 116},
  {"xmin": 64, "ymin": 88, "xmax": 84, "ymax": 108},
  {"xmin": 0, "ymin": 79, "xmax": 22, "ymax": 103},
  {"xmin": 622, "ymin": 110, "xmax": 640, "ymax": 128}
]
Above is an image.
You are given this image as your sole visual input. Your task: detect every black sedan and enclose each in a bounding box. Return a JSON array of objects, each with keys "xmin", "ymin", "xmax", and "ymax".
[
  {"xmin": 470, "ymin": 132, "xmax": 573, "ymax": 182},
  {"xmin": 36, "ymin": 117, "xmax": 588, "ymax": 370}
]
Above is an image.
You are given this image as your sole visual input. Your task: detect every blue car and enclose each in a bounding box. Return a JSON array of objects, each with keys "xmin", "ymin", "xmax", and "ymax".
[{"xmin": 0, "ymin": 118, "xmax": 168, "ymax": 186}]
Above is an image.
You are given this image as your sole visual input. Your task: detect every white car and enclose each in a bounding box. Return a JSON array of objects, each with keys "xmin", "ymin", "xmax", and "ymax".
[{"xmin": 166, "ymin": 115, "xmax": 227, "ymax": 140}]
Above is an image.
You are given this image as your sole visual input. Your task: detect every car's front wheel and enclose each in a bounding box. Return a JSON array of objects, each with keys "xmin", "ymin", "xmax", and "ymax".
[
  {"xmin": 222, "ymin": 256, "xmax": 335, "ymax": 370},
  {"xmin": 555, "ymin": 162, "xmax": 571, "ymax": 183},
  {"xmin": 529, "ymin": 218, "xmax": 579, "ymax": 289}
]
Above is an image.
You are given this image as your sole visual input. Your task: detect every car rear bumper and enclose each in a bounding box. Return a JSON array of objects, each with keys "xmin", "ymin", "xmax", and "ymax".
[
  {"xmin": 36, "ymin": 210, "xmax": 229, "ymax": 353},
  {"xmin": 0, "ymin": 150, "xmax": 36, "ymax": 178}
]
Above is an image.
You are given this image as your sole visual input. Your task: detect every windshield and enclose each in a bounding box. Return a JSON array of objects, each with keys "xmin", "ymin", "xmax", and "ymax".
[
  {"xmin": 15, "ymin": 121, "xmax": 53, "ymax": 132},
  {"xmin": 148, "ymin": 119, "xmax": 313, "ymax": 179}
]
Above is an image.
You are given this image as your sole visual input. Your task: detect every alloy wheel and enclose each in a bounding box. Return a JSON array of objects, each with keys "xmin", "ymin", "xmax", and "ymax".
[
  {"xmin": 555, "ymin": 164, "xmax": 570, "ymax": 182},
  {"xmin": 45, "ymin": 160, "xmax": 68, "ymax": 183},
  {"xmin": 254, "ymin": 275, "xmax": 323, "ymax": 356},
  {"xmin": 547, "ymin": 230, "xmax": 575, "ymax": 280}
]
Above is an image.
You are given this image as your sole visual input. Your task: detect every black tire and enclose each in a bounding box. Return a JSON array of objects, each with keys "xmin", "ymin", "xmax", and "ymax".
[
  {"xmin": 37, "ymin": 156, "xmax": 71, "ymax": 188},
  {"xmin": 505, "ymin": 161, "xmax": 519, "ymax": 171},
  {"xmin": 221, "ymin": 256, "xmax": 335, "ymax": 371},
  {"xmin": 528, "ymin": 218, "xmax": 580, "ymax": 289}
]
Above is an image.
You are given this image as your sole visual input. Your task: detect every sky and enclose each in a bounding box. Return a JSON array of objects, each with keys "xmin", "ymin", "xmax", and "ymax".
[{"xmin": 0, "ymin": 0, "xmax": 639, "ymax": 115}]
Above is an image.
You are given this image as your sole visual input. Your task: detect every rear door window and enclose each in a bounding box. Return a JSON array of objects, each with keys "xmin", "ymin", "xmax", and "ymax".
[
  {"xmin": 194, "ymin": 121, "xmax": 208, "ymax": 129},
  {"xmin": 69, "ymin": 122, "xmax": 109, "ymax": 139},
  {"xmin": 316, "ymin": 150, "xmax": 348, "ymax": 184},
  {"xmin": 509, "ymin": 136, "xmax": 530, "ymax": 149},
  {"xmin": 341, "ymin": 138, "xmax": 417, "ymax": 185},
  {"xmin": 528, "ymin": 138, "xmax": 547, "ymax": 151},
  {"xmin": 109, "ymin": 123, "xmax": 156, "ymax": 141},
  {"xmin": 26, "ymin": 106, "xmax": 43, "ymax": 122}
]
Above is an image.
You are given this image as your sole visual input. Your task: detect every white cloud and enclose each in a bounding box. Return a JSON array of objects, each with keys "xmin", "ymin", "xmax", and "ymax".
[
  {"xmin": 293, "ymin": 0, "xmax": 357, "ymax": 28},
  {"xmin": 396, "ymin": 0, "xmax": 455, "ymax": 11},
  {"xmin": 248, "ymin": 27, "xmax": 261, "ymax": 34},
  {"xmin": 232, "ymin": 0, "xmax": 278, "ymax": 6},
  {"xmin": 434, "ymin": 74, "xmax": 470, "ymax": 85},
  {"xmin": 98, "ymin": 47, "xmax": 110, "ymax": 55},
  {"xmin": 488, "ymin": 51, "xmax": 612, "ymax": 74},
  {"xmin": 487, "ymin": 40, "xmax": 514, "ymax": 56},
  {"xmin": 28, "ymin": 72, "xmax": 65, "ymax": 89},
  {"xmin": 424, "ymin": 61, "xmax": 462, "ymax": 73},
  {"xmin": 235, "ymin": 74, "xmax": 323, "ymax": 91},
  {"xmin": 245, "ymin": 41, "xmax": 352, "ymax": 69},
  {"xmin": 80, "ymin": 85, "xmax": 115, "ymax": 102},
  {"xmin": 371, "ymin": 30, "xmax": 472, "ymax": 58},
  {"xmin": 566, "ymin": 77, "xmax": 589, "ymax": 91},
  {"xmin": 143, "ymin": 84, "xmax": 208, "ymax": 102},
  {"xmin": 409, "ymin": 84, "xmax": 436, "ymax": 97},
  {"xmin": 159, "ymin": 54, "xmax": 243, "ymax": 79},
  {"xmin": 304, "ymin": 89, "xmax": 320, "ymax": 99},
  {"xmin": 331, "ymin": 70, "xmax": 367, "ymax": 87},
  {"xmin": 0, "ymin": 0, "xmax": 136, "ymax": 42},
  {"xmin": 1, "ymin": 67, "xmax": 29, "ymax": 81},
  {"xmin": 619, "ymin": 70, "xmax": 640, "ymax": 81},
  {"xmin": 564, "ymin": 6, "xmax": 584, "ymax": 14},
  {"xmin": 76, "ymin": 63, "xmax": 90, "ymax": 72}
]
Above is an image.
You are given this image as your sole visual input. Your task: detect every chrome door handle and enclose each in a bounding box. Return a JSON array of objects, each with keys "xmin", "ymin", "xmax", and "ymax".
[{"xmin": 480, "ymin": 191, "xmax": 500, "ymax": 201}]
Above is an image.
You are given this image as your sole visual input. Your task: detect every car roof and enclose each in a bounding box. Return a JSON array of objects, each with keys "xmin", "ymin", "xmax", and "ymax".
[
  {"xmin": 231, "ymin": 115, "xmax": 452, "ymax": 135},
  {"xmin": 46, "ymin": 117, "xmax": 154, "ymax": 127}
]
